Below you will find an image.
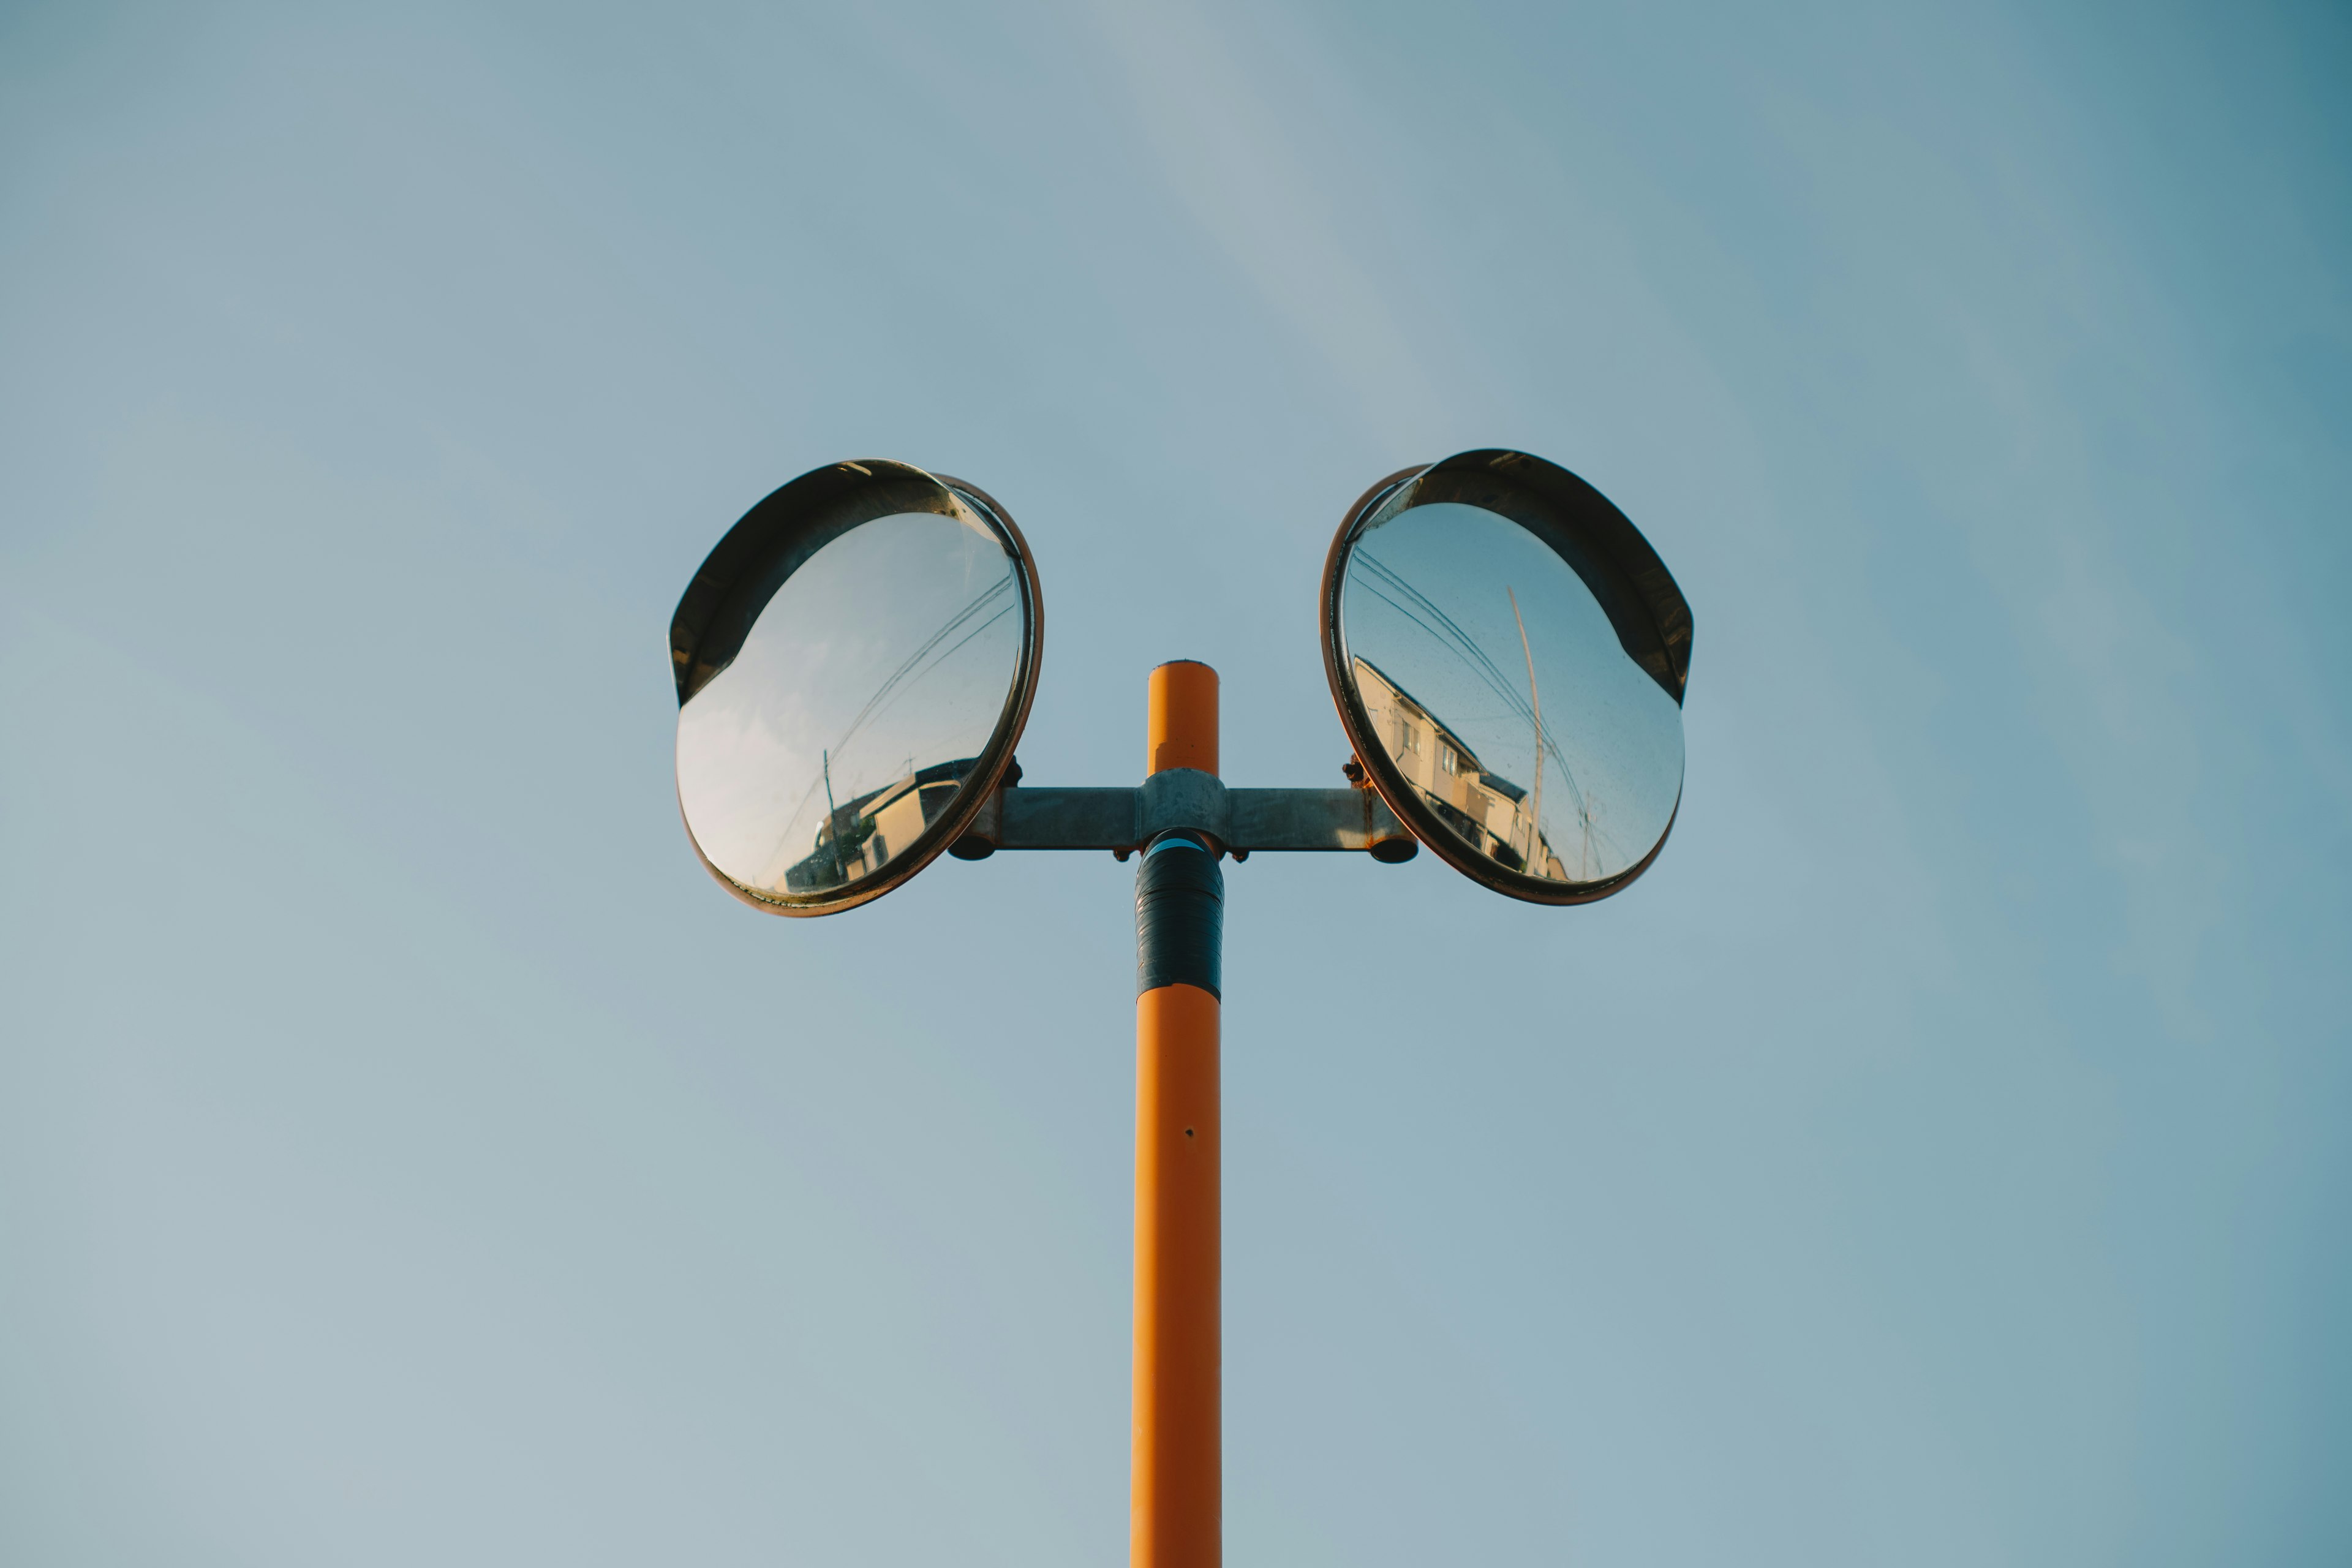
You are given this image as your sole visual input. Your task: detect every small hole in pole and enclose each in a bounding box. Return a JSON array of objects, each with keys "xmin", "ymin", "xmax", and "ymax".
[{"xmin": 1184, "ymin": 1127, "xmax": 1195, "ymax": 1139}]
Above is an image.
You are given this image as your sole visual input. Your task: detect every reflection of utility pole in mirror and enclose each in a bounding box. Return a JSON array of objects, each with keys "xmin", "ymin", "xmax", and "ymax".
[
  {"xmin": 823, "ymin": 749, "xmax": 850, "ymax": 886},
  {"xmin": 1508, "ymin": 586, "xmax": 1547, "ymax": 880}
]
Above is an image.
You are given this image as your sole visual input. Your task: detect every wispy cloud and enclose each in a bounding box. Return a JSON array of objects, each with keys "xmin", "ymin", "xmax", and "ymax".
[{"xmin": 1079, "ymin": 0, "xmax": 1447, "ymax": 448}]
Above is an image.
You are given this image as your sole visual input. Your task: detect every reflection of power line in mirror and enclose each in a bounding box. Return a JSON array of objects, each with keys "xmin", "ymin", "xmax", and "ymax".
[
  {"xmin": 839, "ymin": 575, "xmax": 1017, "ymax": 763},
  {"xmin": 1347, "ymin": 554, "xmax": 1623, "ymax": 878},
  {"xmin": 758, "ymin": 574, "xmax": 1018, "ymax": 886}
]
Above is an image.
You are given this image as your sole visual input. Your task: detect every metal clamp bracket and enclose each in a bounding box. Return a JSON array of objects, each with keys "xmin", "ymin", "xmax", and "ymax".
[{"xmin": 951, "ymin": 768, "xmax": 1417, "ymax": 861}]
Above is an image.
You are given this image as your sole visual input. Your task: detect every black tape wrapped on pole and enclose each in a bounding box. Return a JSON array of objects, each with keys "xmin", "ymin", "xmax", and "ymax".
[{"xmin": 1135, "ymin": 833, "xmax": 1223, "ymax": 999}]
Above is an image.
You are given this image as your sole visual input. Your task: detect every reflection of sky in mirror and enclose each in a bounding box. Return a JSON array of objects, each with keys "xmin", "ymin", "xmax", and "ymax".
[
  {"xmin": 1343, "ymin": 501, "xmax": 1683, "ymax": 881},
  {"xmin": 675, "ymin": 510, "xmax": 1019, "ymax": 892}
]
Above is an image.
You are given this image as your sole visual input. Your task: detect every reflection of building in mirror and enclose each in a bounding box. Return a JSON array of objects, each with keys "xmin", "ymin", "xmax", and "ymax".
[
  {"xmin": 1353, "ymin": 658, "xmax": 1566, "ymax": 881},
  {"xmin": 783, "ymin": 758, "xmax": 976, "ymax": 892}
]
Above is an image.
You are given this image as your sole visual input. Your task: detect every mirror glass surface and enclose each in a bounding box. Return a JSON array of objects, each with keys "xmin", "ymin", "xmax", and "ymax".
[
  {"xmin": 1341, "ymin": 500, "xmax": 1683, "ymax": 886},
  {"xmin": 676, "ymin": 505, "xmax": 1023, "ymax": 897}
]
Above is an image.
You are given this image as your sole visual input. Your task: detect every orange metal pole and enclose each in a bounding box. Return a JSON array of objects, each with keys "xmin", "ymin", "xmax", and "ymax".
[
  {"xmin": 1133, "ymin": 661, "xmax": 1221, "ymax": 1568},
  {"xmin": 1147, "ymin": 660, "xmax": 1219, "ymax": 778}
]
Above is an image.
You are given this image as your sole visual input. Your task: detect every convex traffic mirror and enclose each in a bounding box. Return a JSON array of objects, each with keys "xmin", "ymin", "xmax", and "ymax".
[
  {"xmin": 669, "ymin": 459, "xmax": 1042, "ymax": 916},
  {"xmin": 1320, "ymin": 449, "xmax": 1692, "ymax": 904}
]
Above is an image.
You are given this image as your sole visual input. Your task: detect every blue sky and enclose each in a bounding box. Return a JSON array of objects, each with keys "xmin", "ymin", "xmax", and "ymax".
[{"xmin": 2, "ymin": 2, "xmax": 2347, "ymax": 1564}]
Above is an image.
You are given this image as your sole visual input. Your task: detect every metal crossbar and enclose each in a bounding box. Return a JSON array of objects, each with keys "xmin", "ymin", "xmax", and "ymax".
[{"xmin": 952, "ymin": 770, "xmax": 1415, "ymax": 857}]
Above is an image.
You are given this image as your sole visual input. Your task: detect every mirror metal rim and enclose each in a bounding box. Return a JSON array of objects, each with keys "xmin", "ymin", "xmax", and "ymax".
[
  {"xmin": 1318, "ymin": 448, "xmax": 1693, "ymax": 907},
  {"xmin": 669, "ymin": 458, "xmax": 1044, "ymax": 918}
]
